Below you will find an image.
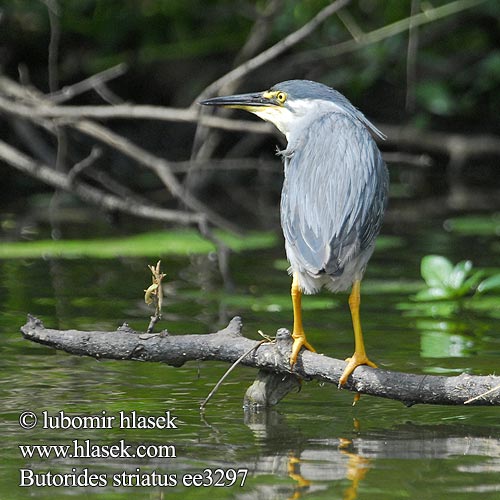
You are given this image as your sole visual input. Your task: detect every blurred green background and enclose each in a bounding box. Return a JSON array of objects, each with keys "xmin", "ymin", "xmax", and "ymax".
[{"xmin": 1, "ymin": 0, "xmax": 500, "ymax": 227}]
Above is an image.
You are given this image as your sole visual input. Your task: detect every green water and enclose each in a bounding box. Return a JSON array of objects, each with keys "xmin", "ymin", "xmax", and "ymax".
[{"xmin": 1, "ymin": 219, "xmax": 499, "ymax": 499}]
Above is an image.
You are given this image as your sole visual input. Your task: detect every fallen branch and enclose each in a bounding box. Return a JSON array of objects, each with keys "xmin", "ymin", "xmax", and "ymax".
[{"xmin": 20, "ymin": 315, "xmax": 500, "ymax": 407}]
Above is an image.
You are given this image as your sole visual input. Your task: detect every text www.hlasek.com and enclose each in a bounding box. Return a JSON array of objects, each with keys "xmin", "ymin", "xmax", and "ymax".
[
  {"xmin": 18, "ymin": 410, "xmax": 249, "ymax": 488},
  {"xmin": 19, "ymin": 440, "xmax": 248, "ymax": 487},
  {"xmin": 19, "ymin": 439, "xmax": 175, "ymax": 460}
]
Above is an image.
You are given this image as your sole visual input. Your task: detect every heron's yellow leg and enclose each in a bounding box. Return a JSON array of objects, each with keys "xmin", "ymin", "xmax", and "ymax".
[
  {"xmin": 339, "ymin": 280, "xmax": 377, "ymax": 386},
  {"xmin": 290, "ymin": 273, "xmax": 316, "ymax": 366}
]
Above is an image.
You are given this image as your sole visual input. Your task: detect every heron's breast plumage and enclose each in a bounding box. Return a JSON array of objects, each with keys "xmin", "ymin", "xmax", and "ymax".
[{"xmin": 280, "ymin": 111, "xmax": 388, "ymax": 294}]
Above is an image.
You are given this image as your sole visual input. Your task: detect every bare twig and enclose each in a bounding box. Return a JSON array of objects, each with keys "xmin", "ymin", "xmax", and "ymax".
[
  {"xmin": 197, "ymin": 218, "xmax": 234, "ymax": 291},
  {"xmin": 382, "ymin": 151, "xmax": 432, "ymax": 167},
  {"xmin": 5, "ymin": 82, "xmax": 500, "ymax": 163},
  {"xmin": 45, "ymin": 0, "xmax": 65, "ymax": 240},
  {"xmin": 48, "ymin": 63, "xmax": 128, "ymax": 103},
  {"xmin": 0, "ymin": 139, "xmax": 202, "ymax": 225},
  {"xmin": 200, "ymin": 339, "xmax": 270, "ymax": 410},
  {"xmin": 169, "ymin": 158, "xmax": 277, "ymax": 173},
  {"xmin": 144, "ymin": 261, "xmax": 166, "ymax": 333},
  {"xmin": 66, "ymin": 146, "xmax": 103, "ymax": 184},
  {"xmin": 2, "ymin": 77, "xmax": 500, "ymax": 175},
  {"xmin": 73, "ymin": 120, "xmax": 240, "ymax": 233},
  {"xmin": 464, "ymin": 383, "xmax": 500, "ymax": 404},
  {"xmin": 380, "ymin": 123, "xmax": 500, "ymax": 158},
  {"xmin": 45, "ymin": 0, "xmax": 60, "ymax": 93},
  {"xmin": 82, "ymin": 165, "xmax": 153, "ymax": 205},
  {"xmin": 231, "ymin": 0, "xmax": 285, "ymax": 69}
]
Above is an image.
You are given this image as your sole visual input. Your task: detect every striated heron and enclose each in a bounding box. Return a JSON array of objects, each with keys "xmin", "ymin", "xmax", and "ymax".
[{"xmin": 201, "ymin": 80, "xmax": 389, "ymax": 385}]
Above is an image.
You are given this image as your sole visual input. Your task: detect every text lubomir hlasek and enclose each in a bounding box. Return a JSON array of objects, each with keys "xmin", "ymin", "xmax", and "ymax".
[{"xmin": 41, "ymin": 410, "xmax": 178, "ymax": 430}]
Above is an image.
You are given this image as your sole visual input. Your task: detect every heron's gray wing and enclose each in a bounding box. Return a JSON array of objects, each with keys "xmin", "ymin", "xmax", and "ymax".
[{"xmin": 280, "ymin": 112, "xmax": 388, "ymax": 277}]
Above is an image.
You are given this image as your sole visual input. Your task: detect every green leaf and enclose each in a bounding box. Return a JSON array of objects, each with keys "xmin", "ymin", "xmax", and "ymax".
[
  {"xmin": 477, "ymin": 274, "xmax": 500, "ymax": 293},
  {"xmin": 461, "ymin": 270, "xmax": 485, "ymax": 294},
  {"xmin": 421, "ymin": 255, "xmax": 453, "ymax": 288},
  {"xmin": 447, "ymin": 260, "xmax": 472, "ymax": 289},
  {"xmin": 414, "ymin": 287, "xmax": 454, "ymax": 301}
]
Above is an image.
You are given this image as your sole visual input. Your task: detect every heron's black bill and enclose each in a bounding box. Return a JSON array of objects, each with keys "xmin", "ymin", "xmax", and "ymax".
[{"xmin": 200, "ymin": 92, "xmax": 274, "ymax": 108}]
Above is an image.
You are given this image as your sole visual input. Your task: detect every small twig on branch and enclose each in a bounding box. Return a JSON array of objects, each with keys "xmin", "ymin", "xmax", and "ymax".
[
  {"xmin": 144, "ymin": 261, "xmax": 166, "ymax": 334},
  {"xmin": 464, "ymin": 383, "xmax": 500, "ymax": 405},
  {"xmin": 382, "ymin": 151, "xmax": 432, "ymax": 167},
  {"xmin": 200, "ymin": 338, "xmax": 271, "ymax": 410},
  {"xmin": 20, "ymin": 315, "xmax": 500, "ymax": 407}
]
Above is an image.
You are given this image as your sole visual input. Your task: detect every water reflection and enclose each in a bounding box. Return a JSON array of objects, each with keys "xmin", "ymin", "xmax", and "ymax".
[{"xmin": 241, "ymin": 409, "xmax": 500, "ymax": 499}]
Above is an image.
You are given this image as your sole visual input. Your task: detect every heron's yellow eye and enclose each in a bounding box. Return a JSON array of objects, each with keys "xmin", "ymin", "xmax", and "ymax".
[{"xmin": 276, "ymin": 92, "xmax": 287, "ymax": 104}]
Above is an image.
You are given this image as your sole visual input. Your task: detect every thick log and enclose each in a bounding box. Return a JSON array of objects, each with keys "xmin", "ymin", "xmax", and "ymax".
[{"xmin": 20, "ymin": 315, "xmax": 500, "ymax": 407}]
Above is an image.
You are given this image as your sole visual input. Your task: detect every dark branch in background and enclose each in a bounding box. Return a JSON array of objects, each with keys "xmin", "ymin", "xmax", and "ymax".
[
  {"xmin": 3, "ymin": 87, "xmax": 500, "ymax": 162},
  {"xmin": 47, "ymin": 63, "xmax": 128, "ymax": 104},
  {"xmin": 0, "ymin": 76, "xmax": 240, "ymax": 235},
  {"xmin": 45, "ymin": 0, "xmax": 66, "ymax": 240},
  {"xmin": 405, "ymin": 0, "xmax": 421, "ymax": 112},
  {"xmin": 0, "ymin": 139, "xmax": 202, "ymax": 225},
  {"xmin": 287, "ymin": 0, "xmax": 487, "ymax": 65},
  {"xmin": 233, "ymin": 0, "xmax": 285, "ymax": 68},
  {"xmin": 20, "ymin": 315, "xmax": 500, "ymax": 407},
  {"xmin": 66, "ymin": 146, "xmax": 103, "ymax": 184}
]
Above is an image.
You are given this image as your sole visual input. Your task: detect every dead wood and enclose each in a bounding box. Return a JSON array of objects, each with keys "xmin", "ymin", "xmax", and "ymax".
[{"xmin": 20, "ymin": 315, "xmax": 500, "ymax": 408}]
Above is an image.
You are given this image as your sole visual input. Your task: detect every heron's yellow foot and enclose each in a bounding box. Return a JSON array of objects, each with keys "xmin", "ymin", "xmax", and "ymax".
[
  {"xmin": 290, "ymin": 331, "xmax": 316, "ymax": 367},
  {"xmin": 339, "ymin": 352, "xmax": 377, "ymax": 386}
]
